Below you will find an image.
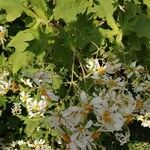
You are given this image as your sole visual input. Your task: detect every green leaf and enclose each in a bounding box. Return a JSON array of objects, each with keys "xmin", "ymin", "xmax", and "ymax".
[
  {"xmin": 99, "ymin": 28, "xmax": 115, "ymax": 42},
  {"xmin": 134, "ymin": 17, "xmax": 150, "ymax": 39},
  {"xmin": 0, "ymin": 0, "xmax": 50, "ymax": 23},
  {"xmin": 91, "ymin": 0, "xmax": 122, "ymax": 44},
  {"xmin": 0, "ymin": 53, "xmax": 7, "ymax": 66},
  {"xmin": 27, "ymin": 0, "xmax": 51, "ymax": 22},
  {"xmin": 0, "ymin": 95, "xmax": 7, "ymax": 108},
  {"xmin": 73, "ymin": 13, "xmax": 102, "ymax": 49},
  {"xmin": 8, "ymin": 29, "xmax": 35, "ymax": 53},
  {"xmin": 52, "ymin": 74, "xmax": 62, "ymax": 90},
  {"xmin": 0, "ymin": 0, "xmax": 25, "ymax": 21},
  {"xmin": 119, "ymin": 1, "xmax": 141, "ymax": 35},
  {"xmin": 52, "ymin": 45, "xmax": 73, "ymax": 67},
  {"xmin": 121, "ymin": 33, "xmax": 150, "ymax": 68},
  {"xmin": 92, "ymin": 0, "xmax": 118, "ymax": 31},
  {"xmin": 0, "ymin": 14, "xmax": 6, "ymax": 24},
  {"xmin": 53, "ymin": 0, "xmax": 92, "ymax": 22},
  {"xmin": 27, "ymin": 33, "xmax": 52, "ymax": 55},
  {"xmin": 144, "ymin": 0, "xmax": 150, "ymax": 17},
  {"xmin": 51, "ymin": 29, "xmax": 74, "ymax": 67},
  {"xmin": 9, "ymin": 51, "xmax": 35, "ymax": 73},
  {"xmin": 24, "ymin": 117, "xmax": 43, "ymax": 137}
]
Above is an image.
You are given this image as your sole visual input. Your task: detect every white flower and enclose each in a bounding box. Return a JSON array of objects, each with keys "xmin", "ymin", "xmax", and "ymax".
[
  {"xmin": 105, "ymin": 60, "xmax": 121, "ymax": 74},
  {"xmin": 104, "ymin": 76, "xmax": 126, "ymax": 90},
  {"xmin": 133, "ymin": 81, "xmax": 150, "ymax": 93},
  {"xmin": 11, "ymin": 103, "xmax": 22, "ymax": 115},
  {"xmin": 80, "ymin": 90, "xmax": 93, "ymax": 114},
  {"xmin": 17, "ymin": 140, "xmax": 26, "ymax": 145},
  {"xmin": 92, "ymin": 66, "xmax": 106, "ymax": 80},
  {"xmin": 114, "ymin": 131, "xmax": 130, "ymax": 145},
  {"xmin": 117, "ymin": 92, "xmax": 136, "ymax": 115},
  {"xmin": 61, "ymin": 106, "xmax": 83, "ymax": 131},
  {"xmin": 0, "ymin": 26, "xmax": 6, "ymax": 45},
  {"xmin": 11, "ymin": 141, "xmax": 17, "ymax": 147},
  {"xmin": 92, "ymin": 59, "xmax": 121, "ymax": 80},
  {"xmin": 27, "ymin": 139, "xmax": 52, "ymax": 150},
  {"xmin": 34, "ymin": 139, "xmax": 45, "ymax": 149},
  {"xmin": 49, "ymin": 115, "xmax": 62, "ymax": 128},
  {"xmin": 63, "ymin": 132, "xmax": 78, "ymax": 150},
  {"xmin": 91, "ymin": 96, "xmax": 124, "ymax": 132},
  {"xmin": 103, "ymin": 91, "xmax": 135, "ymax": 124},
  {"xmin": 86, "ymin": 58, "xmax": 99, "ymax": 72},
  {"xmin": 27, "ymin": 99, "xmax": 47, "ymax": 118},
  {"xmin": 33, "ymin": 71, "xmax": 52, "ymax": 85},
  {"xmin": 80, "ymin": 90, "xmax": 88, "ymax": 103},
  {"xmin": 64, "ymin": 121, "xmax": 95, "ymax": 150},
  {"xmin": 20, "ymin": 91, "xmax": 48, "ymax": 117},
  {"xmin": 20, "ymin": 78, "xmax": 33, "ymax": 87},
  {"xmin": 0, "ymin": 79, "xmax": 11, "ymax": 95},
  {"xmin": 0, "ymin": 70, "xmax": 9, "ymax": 80},
  {"xmin": 141, "ymin": 100, "xmax": 150, "ymax": 114},
  {"xmin": 41, "ymin": 89, "xmax": 59, "ymax": 101},
  {"xmin": 137, "ymin": 113, "xmax": 150, "ymax": 128},
  {"xmin": 20, "ymin": 91, "xmax": 33, "ymax": 103},
  {"xmin": 126, "ymin": 61, "xmax": 144, "ymax": 78},
  {"xmin": 133, "ymin": 95, "xmax": 150, "ymax": 114}
]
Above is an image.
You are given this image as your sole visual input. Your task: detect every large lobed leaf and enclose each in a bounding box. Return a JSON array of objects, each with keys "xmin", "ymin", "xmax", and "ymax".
[
  {"xmin": 53, "ymin": 0, "xmax": 92, "ymax": 23},
  {"xmin": 0, "ymin": 0, "xmax": 50, "ymax": 23},
  {"xmin": 92, "ymin": 0, "xmax": 118, "ymax": 32},
  {"xmin": 75, "ymin": 14, "xmax": 102, "ymax": 49},
  {"xmin": 119, "ymin": 1, "xmax": 141, "ymax": 35},
  {"xmin": 27, "ymin": 0, "xmax": 51, "ymax": 22},
  {"xmin": 134, "ymin": 17, "xmax": 150, "ymax": 39},
  {"xmin": 9, "ymin": 51, "xmax": 35, "ymax": 74},
  {"xmin": 144, "ymin": 0, "xmax": 150, "ymax": 17},
  {"xmin": 8, "ymin": 29, "xmax": 35, "ymax": 53},
  {"xmin": 8, "ymin": 29, "xmax": 35, "ymax": 73},
  {"xmin": 0, "ymin": 0, "xmax": 25, "ymax": 21},
  {"xmin": 91, "ymin": 0, "xmax": 122, "ymax": 44}
]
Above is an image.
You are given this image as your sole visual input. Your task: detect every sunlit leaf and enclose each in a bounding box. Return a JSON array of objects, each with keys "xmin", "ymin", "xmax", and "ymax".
[
  {"xmin": 0, "ymin": 0, "xmax": 25, "ymax": 21},
  {"xmin": 53, "ymin": 0, "xmax": 92, "ymax": 22}
]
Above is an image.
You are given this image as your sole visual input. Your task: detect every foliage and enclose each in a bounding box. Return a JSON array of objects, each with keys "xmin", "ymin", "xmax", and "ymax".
[{"xmin": 0, "ymin": 0, "xmax": 150, "ymax": 149}]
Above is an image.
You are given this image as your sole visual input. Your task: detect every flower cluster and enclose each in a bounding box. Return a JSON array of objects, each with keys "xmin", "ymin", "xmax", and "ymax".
[
  {"xmin": 20, "ymin": 91, "xmax": 48, "ymax": 118},
  {"xmin": 10, "ymin": 139, "xmax": 53, "ymax": 150},
  {"xmin": 0, "ymin": 53, "xmax": 149, "ymax": 149},
  {"xmin": 0, "ymin": 68, "xmax": 59, "ymax": 118},
  {"xmin": 49, "ymin": 54, "xmax": 150, "ymax": 149},
  {"xmin": 19, "ymin": 70, "xmax": 59, "ymax": 118}
]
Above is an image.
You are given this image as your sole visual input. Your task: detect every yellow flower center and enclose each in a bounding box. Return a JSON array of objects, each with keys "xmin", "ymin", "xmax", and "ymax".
[
  {"xmin": 33, "ymin": 105, "xmax": 40, "ymax": 111},
  {"xmin": 91, "ymin": 131, "xmax": 101, "ymax": 140},
  {"xmin": 95, "ymin": 79, "xmax": 103, "ymax": 85},
  {"xmin": 11, "ymin": 81, "xmax": 20, "ymax": 93},
  {"xmin": 108, "ymin": 79, "xmax": 116, "ymax": 87},
  {"xmin": 125, "ymin": 115, "xmax": 133, "ymax": 124},
  {"xmin": 78, "ymin": 127, "xmax": 84, "ymax": 133},
  {"xmin": 136, "ymin": 99, "xmax": 144, "ymax": 111},
  {"xmin": 23, "ymin": 96, "xmax": 27, "ymax": 102},
  {"xmin": 97, "ymin": 67, "xmax": 106, "ymax": 75},
  {"xmin": 62, "ymin": 134, "xmax": 71, "ymax": 143},
  {"xmin": 4, "ymin": 88, "xmax": 9, "ymax": 94},
  {"xmin": 137, "ymin": 66, "xmax": 144, "ymax": 72},
  {"xmin": 83, "ymin": 103, "xmax": 93, "ymax": 114},
  {"xmin": 102, "ymin": 111, "xmax": 112, "ymax": 124},
  {"xmin": 0, "ymin": 31, "xmax": 5, "ymax": 39},
  {"xmin": 40, "ymin": 88, "xmax": 51, "ymax": 102},
  {"xmin": 35, "ymin": 144, "xmax": 42, "ymax": 148}
]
